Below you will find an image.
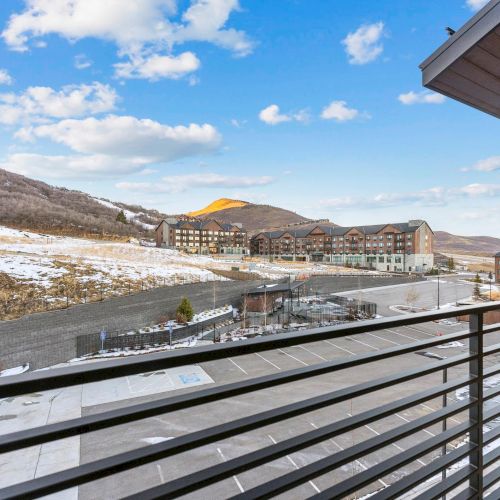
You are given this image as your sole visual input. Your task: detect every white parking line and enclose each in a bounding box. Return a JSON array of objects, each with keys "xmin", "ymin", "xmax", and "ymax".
[
  {"xmin": 267, "ymin": 434, "xmax": 321, "ymax": 493},
  {"xmin": 347, "ymin": 413, "xmax": 426, "ymax": 467},
  {"xmin": 394, "ymin": 412, "xmax": 457, "ymax": 449},
  {"xmin": 228, "ymin": 358, "xmax": 248, "ymax": 375},
  {"xmin": 297, "ymin": 345, "xmax": 328, "ymax": 361},
  {"xmin": 384, "ymin": 328, "xmax": 420, "ymax": 342},
  {"xmin": 365, "ymin": 332, "xmax": 400, "ymax": 345},
  {"xmin": 350, "ymin": 338, "xmax": 378, "ymax": 350},
  {"xmin": 401, "ymin": 325, "xmax": 435, "ymax": 338},
  {"xmin": 255, "ymin": 352, "xmax": 281, "ymax": 371},
  {"xmin": 309, "ymin": 422, "xmax": 388, "ymax": 488},
  {"xmin": 156, "ymin": 464, "xmax": 165, "ymax": 484},
  {"xmin": 217, "ymin": 448, "xmax": 245, "ymax": 493},
  {"xmin": 278, "ymin": 349, "xmax": 309, "ymax": 366},
  {"xmin": 420, "ymin": 402, "xmax": 461, "ymax": 425},
  {"xmin": 323, "ymin": 339, "xmax": 355, "ymax": 355}
]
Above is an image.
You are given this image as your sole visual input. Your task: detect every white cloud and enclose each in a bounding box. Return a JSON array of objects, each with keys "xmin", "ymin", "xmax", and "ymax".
[
  {"xmin": 2, "ymin": 0, "xmax": 253, "ymax": 80},
  {"xmin": 117, "ymin": 172, "xmax": 274, "ymax": 193},
  {"xmin": 321, "ymin": 100, "xmax": 360, "ymax": 122},
  {"xmin": 258, "ymin": 104, "xmax": 309, "ymax": 126},
  {"xmin": 74, "ymin": 53, "xmax": 92, "ymax": 70},
  {"xmin": 342, "ymin": 22, "xmax": 385, "ymax": 65},
  {"xmin": 0, "ymin": 69, "xmax": 13, "ymax": 85},
  {"xmin": 259, "ymin": 104, "xmax": 291, "ymax": 125},
  {"xmin": 0, "ymin": 153, "xmax": 149, "ymax": 178},
  {"xmin": 466, "ymin": 0, "xmax": 489, "ymax": 11},
  {"xmin": 466, "ymin": 156, "xmax": 500, "ymax": 172},
  {"xmin": 20, "ymin": 115, "xmax": 221, "ymax": 162},
  {"xmin": 453, "ymin": 183, "xmax": 500, "ymax": 197},
  {"xmin": 114, "ymin": 51, "xmax": 200, "ymax": 81},
  {"xmin": 320, "ymin": 184, "xmax": 500, "ymax": 210},
  {"xmin": 0, "ymin": 82, "xmax": 117, "ymax": 125},
  {"xmin": 398, "ymin": 90, "xmax": 446, "ymax": 105}
]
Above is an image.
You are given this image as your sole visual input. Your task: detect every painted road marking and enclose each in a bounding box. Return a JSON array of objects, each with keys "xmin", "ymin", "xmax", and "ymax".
[
  {"xmin": 267, "ymin": 434, "xmax": 321, "ymax": 493},
  {"xmin": 309, "ymin": 422, "xmax": 388, "ymax": 488},
  {"xmin": 347, "ymin": 413, "xmax": 426, "ymax": 467},
  {"xmin": 384, "ymin": 328, "xmax": 420, "ymax": 342},
  {"xmin": 156, "ymin": 464, "xmax": 165, "ymax": 484},
  {"xmin": 255, "ymin": 352, "xmax": 281, "ymax": 371},
  {"xmin": 297, "ymin": 345, "xmax": 328, "ymax": 361},
  {"xmin": 323, "ymin": 339, "xmax": 355, "ymax": 355},
  {"xmin": 217, "ymin": 447, "xmax": 245, "ymax": 493},
  {"xmin": 228, "ymin": 358, "xmax": 248, "ymax": 375},
  {"xmin": 278, "ymin": 349, "xmax": 309, "ymax": 366}
]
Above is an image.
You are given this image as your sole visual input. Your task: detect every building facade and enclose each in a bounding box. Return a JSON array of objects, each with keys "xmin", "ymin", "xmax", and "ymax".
[
  {"xmin": 155, "ymin": 217, "xmax": 247, "ymax": 255},
  {"xmin": 495, "ymin": 252, "xmax": 500, "ymax": 284},
  {"xmin": 250, "ymin": 220, "xmax": 434, "ymax": 273}
]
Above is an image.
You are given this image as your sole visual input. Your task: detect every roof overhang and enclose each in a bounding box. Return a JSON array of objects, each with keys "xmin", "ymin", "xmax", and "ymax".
[{"xmin": 419, "ymin": 0, "xmax": 500, "ymax": 118}]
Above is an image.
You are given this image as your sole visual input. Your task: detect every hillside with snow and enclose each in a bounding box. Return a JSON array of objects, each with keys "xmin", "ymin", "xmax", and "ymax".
[
  {"xmin": 0, "ymin": 168, "xmax": 164, "ymax": 238},
  {"xmin": 0, "ymin": 225, "xmax": 378, "ymax": 320}
]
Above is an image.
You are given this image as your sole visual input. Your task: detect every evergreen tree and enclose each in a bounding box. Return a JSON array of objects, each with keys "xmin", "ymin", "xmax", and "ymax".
[
  {"xmin": 176, "ymin": 297, "xmax": 194, "ymax": 322},
  {"xmin": 474, "ymin": 273, "xmax": 481, "ymax": 284},
  {"xmin": 116, "ymin": 210, "xmax": 127, "ymax": 224},
  {"xmin": 473, "ymin": 282, "xmax": 481, "ymax": 300}
]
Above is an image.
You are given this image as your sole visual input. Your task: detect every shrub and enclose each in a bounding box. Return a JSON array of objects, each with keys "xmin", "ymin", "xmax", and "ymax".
[{"xmin": 176, "ymin": 297, "xmax": 194, "ymax": 322}]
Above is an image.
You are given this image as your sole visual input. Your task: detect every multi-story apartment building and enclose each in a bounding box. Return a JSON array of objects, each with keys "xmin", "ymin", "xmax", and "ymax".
[
  {"xmin": 251, "ymin": 220, "xmax": 434, "ymax": 273},
  {"xmin": 155, "ymin": 217, "xmax": 247, "ymax": 255},
  {"xmin": 495, "ymin": 252, "xmax": 500, "ymax": 284}
]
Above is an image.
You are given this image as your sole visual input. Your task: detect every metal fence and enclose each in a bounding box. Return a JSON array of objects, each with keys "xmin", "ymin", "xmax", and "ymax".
[
  {"xmin": 75, "ymin": 311, "xmax": 234, "ymax": 357},
  {"xmin": 0, "ymin": 302, "xmax": 499, "ymax": 498}
]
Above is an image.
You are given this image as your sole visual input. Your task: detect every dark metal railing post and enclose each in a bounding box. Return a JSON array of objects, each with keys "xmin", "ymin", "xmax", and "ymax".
[{"xmin": 469, "ymin": 312, "xmax": 484, "ymax": 495}]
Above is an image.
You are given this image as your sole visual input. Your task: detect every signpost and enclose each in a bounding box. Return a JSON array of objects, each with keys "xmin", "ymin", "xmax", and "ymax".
[
  {"xmin": 168, "ymin": 321, "xmax": 174, "ymax": 347},
  {"xmin": 99, "ymin": 329, "xmax": 107, "ymax": 352}
]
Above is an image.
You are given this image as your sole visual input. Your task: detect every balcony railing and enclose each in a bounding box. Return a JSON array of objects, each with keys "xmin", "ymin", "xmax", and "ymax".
[{"xmin": 0, "ymin": 302, "xmax": 499, "ymax": 498}]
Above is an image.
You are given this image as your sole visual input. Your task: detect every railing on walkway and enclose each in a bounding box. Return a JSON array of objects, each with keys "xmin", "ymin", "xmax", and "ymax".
[{"xmin": 0, "ymin": 302, "xmax": 499, "ymax": 499}]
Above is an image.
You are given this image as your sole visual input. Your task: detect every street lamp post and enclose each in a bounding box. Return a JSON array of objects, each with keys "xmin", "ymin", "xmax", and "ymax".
[
  {"xmin": 437, "ymin": 267, "xmax": 440, "ymax": 310},
  {"xmin": 263, "ymin": 285, "xmax": 267, "ymax": 329},
  {"xmin": 489, "ymin": 272, "xmax": 493, "ymax": 301}
]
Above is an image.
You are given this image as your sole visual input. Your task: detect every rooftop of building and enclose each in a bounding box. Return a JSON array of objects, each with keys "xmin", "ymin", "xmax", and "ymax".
[{"xmin": 252, "ymin": 220, "xmax": 430, "ymax": 240}]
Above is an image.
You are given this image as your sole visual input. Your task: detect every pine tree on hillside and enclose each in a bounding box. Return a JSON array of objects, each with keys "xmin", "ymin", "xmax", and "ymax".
[
  {"xmin": 116, "ymin": 210, "xmax": 127, "ymax": 224},
  {"xmin": 176, "ymin": 297, "xmax": 194, "ymax": 322}
]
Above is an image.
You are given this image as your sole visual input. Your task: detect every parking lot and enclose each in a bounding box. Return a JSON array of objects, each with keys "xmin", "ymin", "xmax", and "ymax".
[
  {"xmin": 2, "ymin": 277, "xmax": 498, "ymax": 499},
  {"xmin": 77, "ymin": 315, "xmax": 499, "ymax": 497}
]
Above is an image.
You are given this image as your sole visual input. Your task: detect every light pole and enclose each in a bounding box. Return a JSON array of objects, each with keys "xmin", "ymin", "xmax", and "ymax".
[
  {"xmin": 489, "ymin": 272, "xmax": 493, "ymax": 301},
  {"xmin": 263, "ymin": 285, "xmax": 267, "ymax": 329},
  {"xmin": 437, "ymin": 267, "xmax": 440, "ymax": 310}
]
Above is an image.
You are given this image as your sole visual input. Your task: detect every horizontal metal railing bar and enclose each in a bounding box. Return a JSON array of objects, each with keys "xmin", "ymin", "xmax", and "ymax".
[
  {"xmin": 484, "ymin": 467, "xmax": 500, "ymax": 492},
  {"xmin": 486, "ymin": 486, "xmax": 500, "ymax": 500},
  {"xmin": 0, "ymin": 325, "xmax": 476, "ymax": 398},
  {"xmin": 452, "ymin": 487, "xmax": 477, "ymax": 500},
  {"xmin": 413, "ymin": 465, "xmax": 476, "ymax": 500},
  {"xmin": 484, "ymin": 322, "xmax": 500, "ymax": 335},
  {"xmin": 0, "ymin": 363, "xmax": 474, "ymax": 499},
  {"xmin": 484, "ymin": 385, "xmax": 500, "ymax": 403},
  {"xmin": 485, "ymin": 362, "xmax": 500, "ymax": 378},
  {"xmin": 123, "ymin": 379, "xmax": 474, "ymax": 500},
  {"xmin": 484, "ymin": 425, "xmax": 500, "ymax": 447},
  {"xmin": 0, "ymin": 350, "xmax": 474, "ymax": 454},
  {"xmin": 484, "ymin": 441, "xmax": 500, "ymax": 468},
  {"xmin": 372, "ymin": 424, "xmax": 500, "ymax": 500},
  {"xmin": 370, "ymin": 443, "xmax": 475, "ymax": 500},
  {"xmin": 311, "ymin": 423, "xmax": 473, "ymax": 500},
  {"xmin": 484, "ymin": 404, "xmax": 500, "ymax": 424},
  {"xmin": 228, "ymin": 401, "xmax": 474, "ymax": 500},
  {"xmin": 484, "ymin": 343, "xmax": 500, "ymax": 357}
]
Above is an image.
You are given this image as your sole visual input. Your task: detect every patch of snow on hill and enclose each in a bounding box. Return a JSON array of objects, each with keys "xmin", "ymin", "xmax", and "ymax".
[{"xmin": 93, "ymin": 198, "xmax": 156, "ymax": 230}]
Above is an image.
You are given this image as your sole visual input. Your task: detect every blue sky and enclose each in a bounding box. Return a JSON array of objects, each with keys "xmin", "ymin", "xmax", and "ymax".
[{"xmin": 0, "ymin": 0, "xmax": 498, "ymax": 236}]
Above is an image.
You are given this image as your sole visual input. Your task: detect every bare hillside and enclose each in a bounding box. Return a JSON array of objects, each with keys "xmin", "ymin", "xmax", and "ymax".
[
  {"xmin": 435, "ymin": 231, "xmax": 500, "ymax": 256},
  {"xmin": 0, "ymin": 169, "xmax": 164, "ymax": 237}
]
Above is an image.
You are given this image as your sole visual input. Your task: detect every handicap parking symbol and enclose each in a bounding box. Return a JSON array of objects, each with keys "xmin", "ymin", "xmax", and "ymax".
[{"xmin": 179, "ymin": 373, "xmax": 201, "ymax": 385}]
